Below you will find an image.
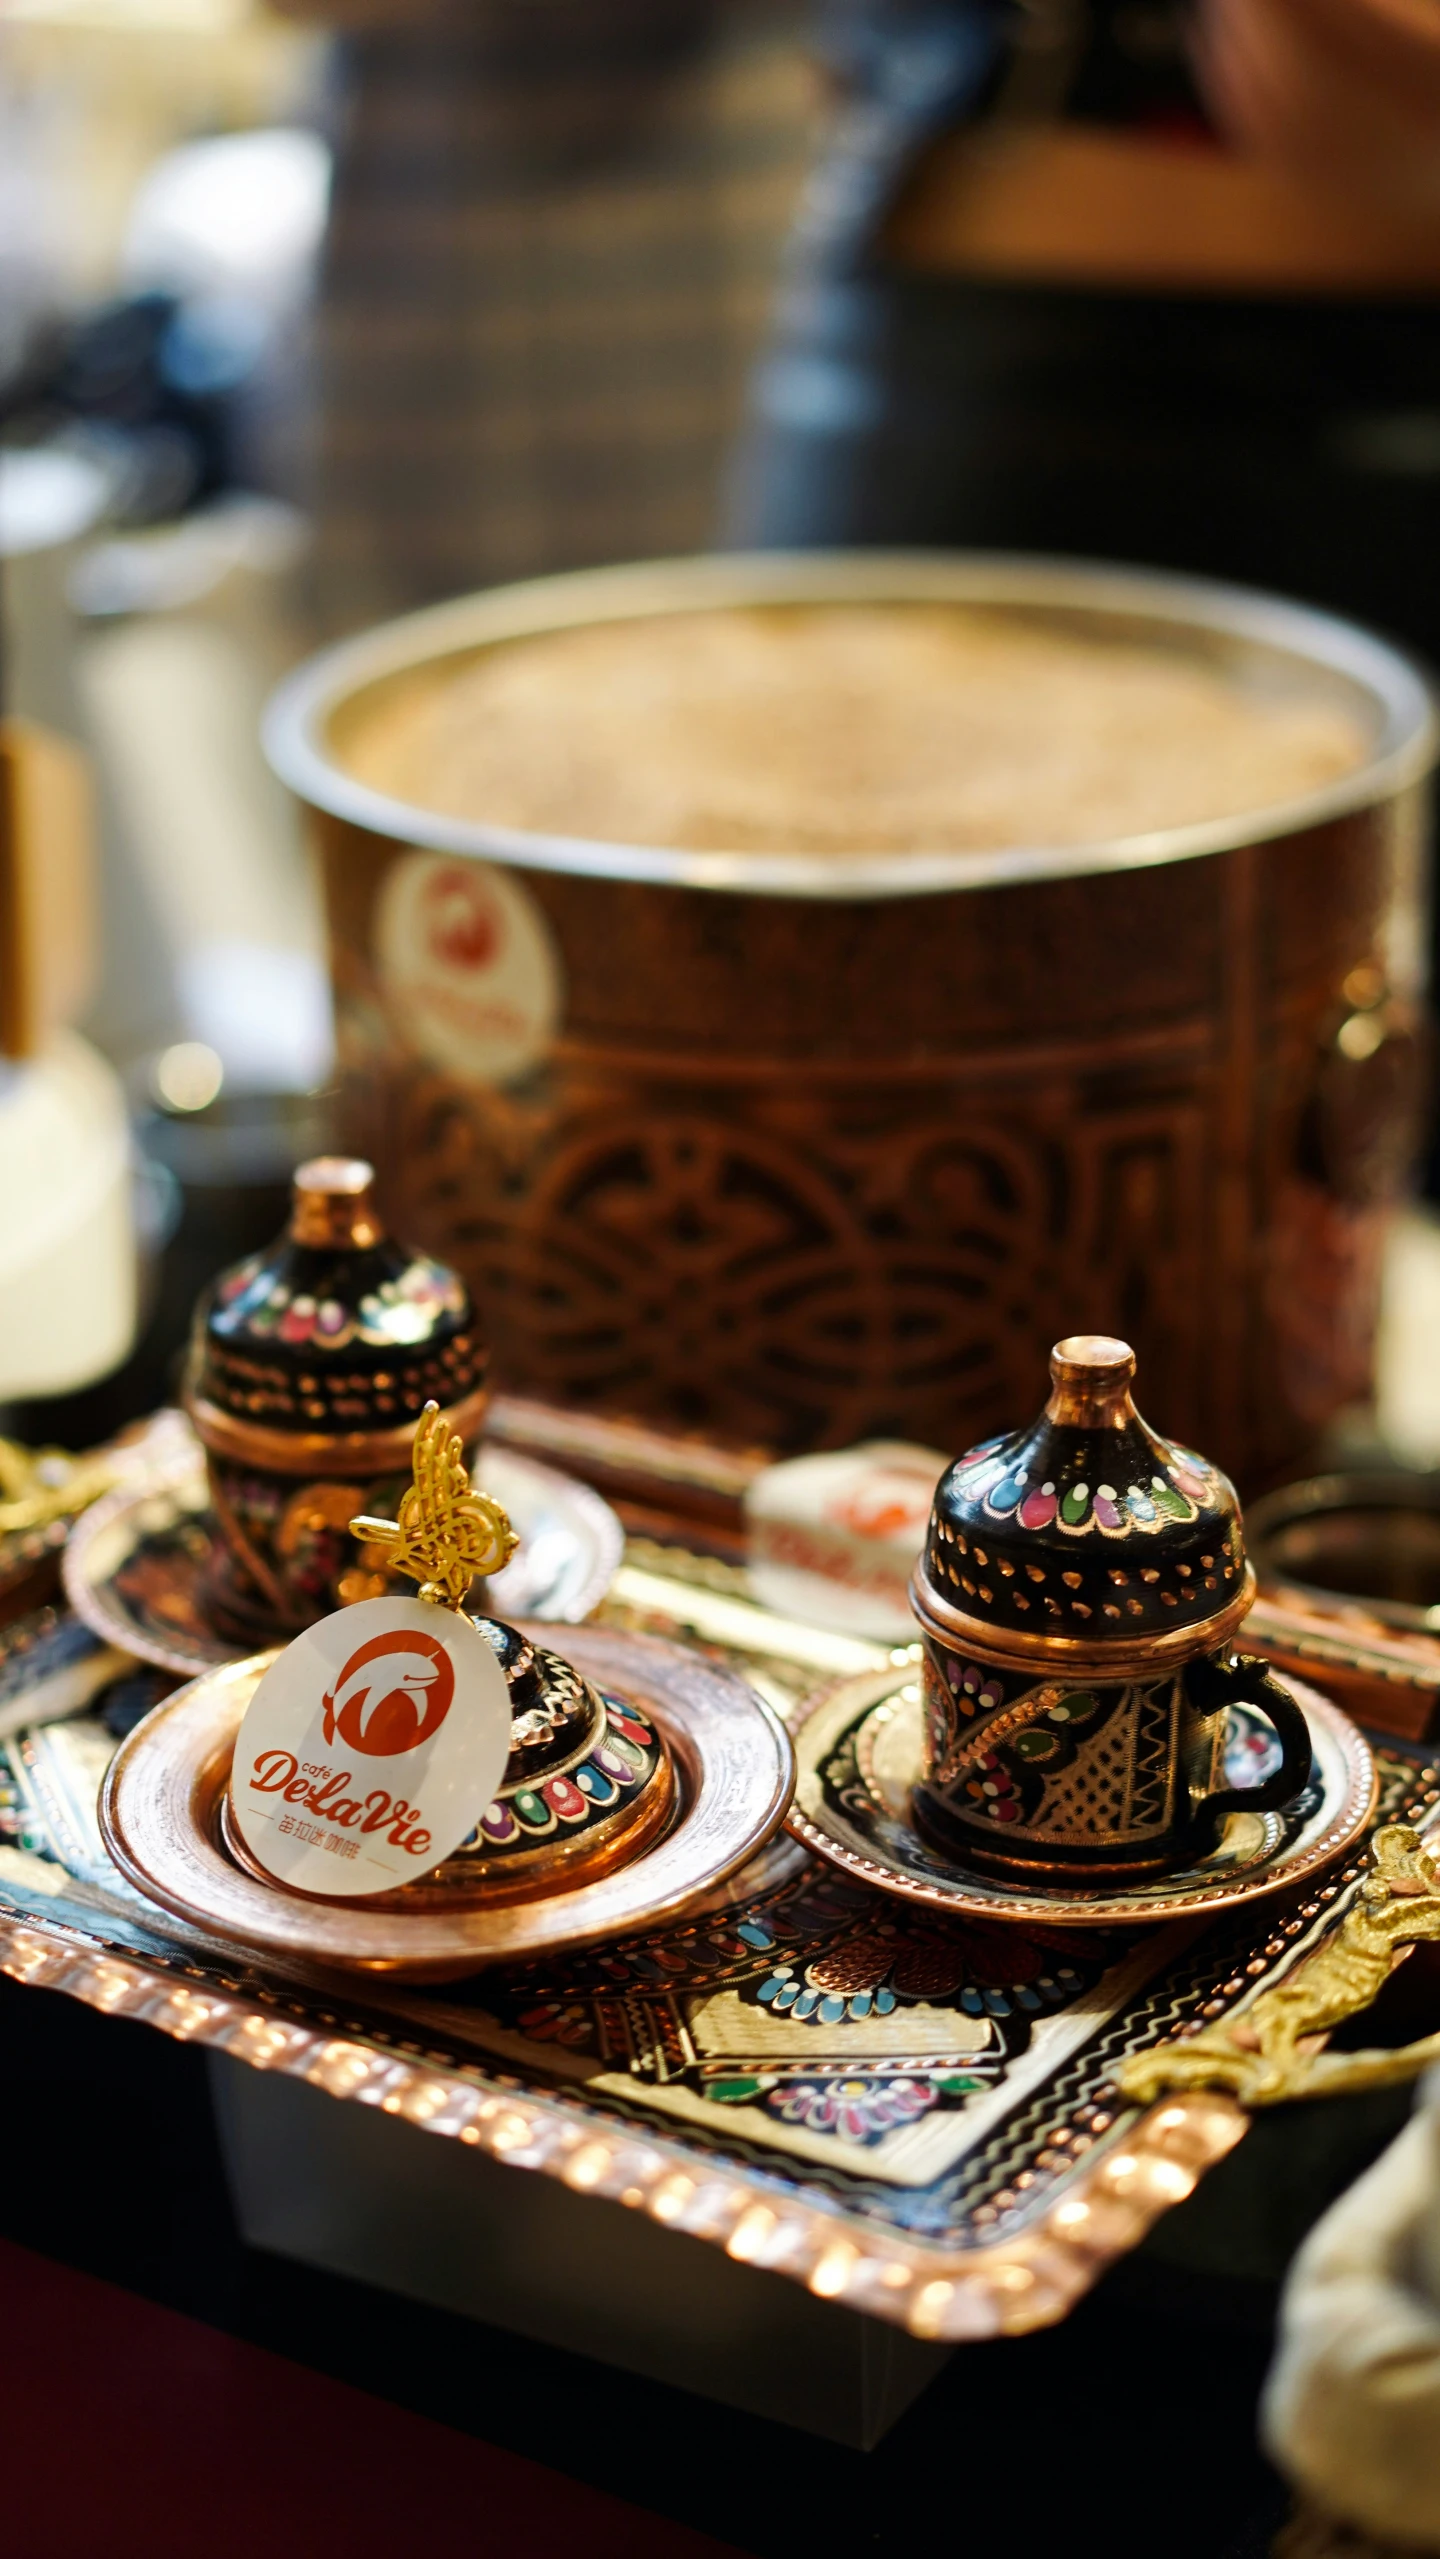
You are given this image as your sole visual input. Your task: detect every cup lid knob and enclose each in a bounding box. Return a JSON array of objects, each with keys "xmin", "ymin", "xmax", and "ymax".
[
  {"xmin": 1045, "ymin": 1335, "xmax": 1138, "ymax": 1429},
  {"xmin": 290, "ymin": 1156, "xmax": 383, "ymax": 1251}
]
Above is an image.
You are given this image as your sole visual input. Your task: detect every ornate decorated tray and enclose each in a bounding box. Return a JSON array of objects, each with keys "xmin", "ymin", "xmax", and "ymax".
[{"xmin": 1, "ymin": 1566, "xmax": 1436, "ymax": 2344}]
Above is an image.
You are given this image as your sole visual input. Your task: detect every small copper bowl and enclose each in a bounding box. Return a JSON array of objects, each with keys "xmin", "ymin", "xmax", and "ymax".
[
  {"xmin": 220, "ymin": 1615, "xmax": 676, "ymax": 1908},
  {"xmin": 1247, "ymin": 1471, "xmax": 1440, "ymax": 1634}
]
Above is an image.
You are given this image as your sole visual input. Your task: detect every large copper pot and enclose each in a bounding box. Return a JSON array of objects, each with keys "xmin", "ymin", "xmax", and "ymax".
[{"xmin": 265, "ymin": 553, "xmax": 1436, "ymax": 1485}]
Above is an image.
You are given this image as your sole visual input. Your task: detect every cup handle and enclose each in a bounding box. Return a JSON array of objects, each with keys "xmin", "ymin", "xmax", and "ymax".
[{"xmin": 1184, "ymin": 1653, "xmax": 1314, "ymax": 1853}]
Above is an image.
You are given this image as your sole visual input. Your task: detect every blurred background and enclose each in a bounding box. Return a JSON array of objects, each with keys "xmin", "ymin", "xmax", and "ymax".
[
  {"xmin": 4, "ymin": 0, "xmax": 1440, "ymax": 1474},
  {"xmin": 0, "ymin": 0, "xmax": 819, "ymax": 1439}
]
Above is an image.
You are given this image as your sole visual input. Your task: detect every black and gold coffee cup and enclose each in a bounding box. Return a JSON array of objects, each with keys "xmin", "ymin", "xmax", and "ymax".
[
  {"xmin": 184, "ymin": 1157, "xmax": 490, "ymax": 1646},
  {"xmin": 909, "ymin": 1336, "xmax": 1313, "ymax": 1880}
]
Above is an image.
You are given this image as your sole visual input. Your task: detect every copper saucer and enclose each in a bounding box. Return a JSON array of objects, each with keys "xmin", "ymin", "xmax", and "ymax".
[
  {"xmin": 99, "ymin": 1624, "xmax": 796, "ymax": 1977},
  {"xmin": 64, "ymin": 1415, "xmax": 624, "ymax": 1678},
  {"xmin": 788, "ymin": 1665, "xmax": 1375, "ymax": 1926}
]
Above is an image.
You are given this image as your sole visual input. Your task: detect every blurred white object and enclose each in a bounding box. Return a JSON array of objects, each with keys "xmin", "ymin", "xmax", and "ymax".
[
  {"xmin": 0, "ymin": 444, "xmax": 110, "ymax": 739},
  {"xmin": 0, "ymin": 1031, "xmax": 136, "ymax": 1396},
  {"xmin": 122, "ymin": 126, "xmax": 332, "ymax": 502},
  {"xmin": 176, "ymin": 938, "xmax": 331, "ymax": 1091},
  {"xmin": 122, "ymin": 125, "xmax": 330, "ymax": 312},
  {"xmin": 0, "ymin": 677, "xmax": 137, "ymax": 1393},
  {"xmin": 77, "ymin": 576, "xmax": 333, "ymax": 1080},
  {"xmin": 70, "ymin": 490, "xmax": 306, "ymax": 618},
  {"xmin": 152, "ymin": 1038, "xmax": 222, "ymax": 1112},
  {"xmin": 1376, "ymin": 1206, "xmax": 1440, "ymax": 1467},
  {"xmin": 67, "ymin": 493, "xmax": 306, "ymax": 624},
  {"xmin": 1264, "ymin": 2071, "xmax": 1440, "ymax": 2549},
  {"xmin": 0, "ymin": 6, "xmax": 327, "ymax": 303},
  {"xmin": 0, "ymin": 446, "xmax": 109, "ymax": 558},
  {"xmin": 745, "ymin": 1440, "xmax": 948, "ymax": 1641}
]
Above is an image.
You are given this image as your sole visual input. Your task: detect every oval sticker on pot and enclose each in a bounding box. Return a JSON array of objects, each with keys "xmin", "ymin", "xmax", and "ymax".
[
  {"xmin": 229, "ymin": 1596, "xmax": 511, "ymax": 1898},
  {"xmin": 374, "ymin": 850, "xmax": 562, "ymax": 1086}
]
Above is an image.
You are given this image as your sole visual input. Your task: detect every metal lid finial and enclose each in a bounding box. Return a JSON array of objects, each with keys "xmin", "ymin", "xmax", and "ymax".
[
  {"xmin": 1045, "ymin": 1335, "xmax": 1138, "ymax": 1429},
  {"xmin": 291, "ymin": 1156, "xmax": 383, "ymax": 1250}
]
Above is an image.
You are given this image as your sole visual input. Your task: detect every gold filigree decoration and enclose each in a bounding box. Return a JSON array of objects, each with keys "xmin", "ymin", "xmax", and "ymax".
[
  {"xmin": 1119, "ymin": 1823, "xmax": 1440, "ymax": 2108},
  {"xmin": 0, "ymin": 1437, "xmax": 115, "ymax": 1537},
  {"xmin": 350, "ymin": 1402, "xmax": 518, "ymax": 1611}
]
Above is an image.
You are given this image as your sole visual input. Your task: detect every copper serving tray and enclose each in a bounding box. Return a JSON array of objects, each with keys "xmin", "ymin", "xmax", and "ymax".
[{"xmin": 1, "ymin": 1523, "xmax": 1437, "ymax": 2344}]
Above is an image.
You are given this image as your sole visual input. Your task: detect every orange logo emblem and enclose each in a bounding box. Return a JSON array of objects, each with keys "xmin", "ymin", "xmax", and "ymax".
[{"xmin": 321, "ymin": 1627, "xmax": 455, "ymax": 1758}]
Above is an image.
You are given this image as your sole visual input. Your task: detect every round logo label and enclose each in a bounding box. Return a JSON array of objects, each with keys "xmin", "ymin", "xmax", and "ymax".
[
  {"xmin": 230, "ymin": 1597, "xmax": 511, "ymax": 1899},
  {"xmin": 374, "ymin": 851, "xmax": 562, "ymax": 1086}
]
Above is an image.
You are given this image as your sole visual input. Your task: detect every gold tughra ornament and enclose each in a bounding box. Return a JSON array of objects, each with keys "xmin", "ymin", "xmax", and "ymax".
[
  {"xmin": 1119, "ymin": 1822, "xmax": 1440, "ymax": 2108},
  {"xmin": 351, "ymin": 1403, "xmax": 519, "ymax": 1612}
]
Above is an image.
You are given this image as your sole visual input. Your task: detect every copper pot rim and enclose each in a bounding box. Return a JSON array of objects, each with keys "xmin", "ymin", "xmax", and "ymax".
[
  {"xmin": 263, "ymin": 550, "xmax": 1437, "ymax": 906},
  {"xmin": 909, "ymin": 1561, "xmax": 1258, "ymax": 1679},
  {"xmin": 1245, "ymin": 1468, "xmax": 1440, "ymax": 1639},
  {"xmin": 185, "ymin": 1383, "xmax": 491, "ymax": 1480}
]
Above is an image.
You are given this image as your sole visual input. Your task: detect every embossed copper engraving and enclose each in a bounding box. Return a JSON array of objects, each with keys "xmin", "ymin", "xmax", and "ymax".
[{"xmin": 318, "ymin": 738, "xmax": 1419, "ymax": 1480}]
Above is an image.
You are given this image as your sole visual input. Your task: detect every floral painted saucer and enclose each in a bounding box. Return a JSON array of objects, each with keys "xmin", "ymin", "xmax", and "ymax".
[
  {"xmin": 64, "ymin": 1412, "xmax": 623, "ymax": 1680},
  {"xmin": 788, "ymin": 1664, "xmax": 1376, "ymax": 1927}
]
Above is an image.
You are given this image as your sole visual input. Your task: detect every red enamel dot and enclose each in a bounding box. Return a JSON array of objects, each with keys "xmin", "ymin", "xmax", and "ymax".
[{"xmin": 607, "ymin": 1709, "xmax": 654, "ymax": 1747}]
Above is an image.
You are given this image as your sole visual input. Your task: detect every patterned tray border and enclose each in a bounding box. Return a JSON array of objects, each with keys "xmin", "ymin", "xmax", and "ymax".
[{"xmin": 0, "ymin": 1899, "xmax": 1245, "ymax": 2339}]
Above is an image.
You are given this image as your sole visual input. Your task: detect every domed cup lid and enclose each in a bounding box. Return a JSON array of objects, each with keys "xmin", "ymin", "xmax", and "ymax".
[
  {"xmin": 348, "ymin": 1406, "xmax": 674, "ymax": 1900},
  {"xmin": 913, "ymin": 1336, "xmax": 1254, "ymax": 1669},
  {"xmin": 186, "ymin": 1156, "xmax": 488, "ymax": 1464}
]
